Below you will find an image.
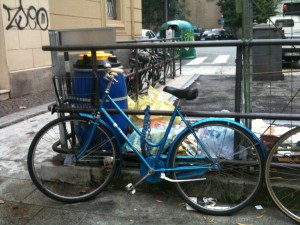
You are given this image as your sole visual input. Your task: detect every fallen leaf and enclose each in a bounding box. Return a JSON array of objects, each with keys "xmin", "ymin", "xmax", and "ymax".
[
  {"xmin": 156, "ymin": 200, "xmax": 164, "ymax": 203},
  {"xmin": 178, "ymin": 202, "xmax": 185, "ymax": 206},
  {"xmin": 256, "ymin": 215, "xmax": 264, "ymax": 219},
  {"xmin": 11, "ymin": 204, "xmax": 18, "ymax": 209},
  {"xmin": 19, "ymin": 105, "xmax": 27, "ymax": 109},
  {"xmin": 26, "ymin": 131, "xmax": 35, "ymax": 135},
  {"xmin": 79, "ymin": 189, "xmax": 87, "ymax": 194},
  {"xmin": 0, "ymin": 200, "xmax": 5, "ymax": 204}
]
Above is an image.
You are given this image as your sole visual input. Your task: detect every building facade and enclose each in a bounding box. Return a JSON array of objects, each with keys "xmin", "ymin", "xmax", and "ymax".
[
  {"xmin": 0, "ymin": 0, "xmax": 141, "ymax": 100},
  {"xmin": 180, "ymin": 0, "xmax": 221, "ymax": 29}
]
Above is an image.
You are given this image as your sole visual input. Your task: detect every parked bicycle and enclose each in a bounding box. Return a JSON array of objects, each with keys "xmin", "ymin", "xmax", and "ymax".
[
  {"xmin": 27, "ymin": 66, "xmax": 266, "ymax": 216},
  {"xmin": 264, "ymin": 127, "xmax": 300, "ymax": 223},
  {"xmin": 126, "ymin": 48, "xmax": 173, "ymax": 97},
  {"xmin": 126, "ymin": 49, "xmax": 151, "ymax": 97}
]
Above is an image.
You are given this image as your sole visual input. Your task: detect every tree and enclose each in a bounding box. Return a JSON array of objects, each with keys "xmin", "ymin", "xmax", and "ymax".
[
  {"xmin": 216, "ymin": 0, "xmax": 279, "ymax": 32},
  {"xmin": 142, "ymin": 0, "xmax": 189, "ymax": 31}
]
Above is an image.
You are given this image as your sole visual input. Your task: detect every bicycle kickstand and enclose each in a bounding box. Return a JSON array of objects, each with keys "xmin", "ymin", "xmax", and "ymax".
[{"xmin": 125, "ymin": 171, "xmax": 152, "ymax": 195}]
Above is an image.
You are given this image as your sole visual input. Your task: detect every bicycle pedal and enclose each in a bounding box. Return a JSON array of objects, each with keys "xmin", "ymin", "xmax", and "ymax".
[{"xmin": 125, "ymin": 183, "xmax": 136, "ymax": 195}]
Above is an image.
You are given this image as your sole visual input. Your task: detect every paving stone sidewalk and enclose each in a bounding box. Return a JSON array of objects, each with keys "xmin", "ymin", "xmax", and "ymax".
[{"xmin": 0, "ymin": 90, "xmax": 55, "ymax": 118}]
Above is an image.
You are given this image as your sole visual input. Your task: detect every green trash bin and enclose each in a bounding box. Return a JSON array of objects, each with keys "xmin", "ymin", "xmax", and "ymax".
[{"xmin": 160, "ymin": 20, "xmax": 196, "ymax": 59}]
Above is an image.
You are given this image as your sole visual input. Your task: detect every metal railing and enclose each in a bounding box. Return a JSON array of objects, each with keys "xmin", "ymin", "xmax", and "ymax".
[
  {"xmin": 118, "ymin": 38, "xmax": 181, "ymax": 99},
  {"xmin": 43, "ymin": 39, "xmax": 300, "ymax": 124}
]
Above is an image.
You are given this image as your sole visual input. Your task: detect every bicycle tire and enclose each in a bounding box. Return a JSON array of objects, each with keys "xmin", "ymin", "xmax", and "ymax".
[
  {"xmin": 127, "ymin": 66, "xmax": 150, "ymax": 96},
  {"xmin": 265, "ymin": 127, "xmax": 300, "ymax": 223},
  {"xmin": 149, "ymin": 67, "xmax": 162, "ymax": 87},
  {"xmin": 169, "ymin": 120, "xmax": 264, "ymax": 215},
  {"xmin": 27, "ymin": 115, "xmax": 120, "ymax": 203}
]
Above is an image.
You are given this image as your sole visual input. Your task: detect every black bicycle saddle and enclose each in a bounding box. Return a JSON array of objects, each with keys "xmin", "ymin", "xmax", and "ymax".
[{"xmin": 163, "ymin": 86, "xmax": 198, "ymax": 100}]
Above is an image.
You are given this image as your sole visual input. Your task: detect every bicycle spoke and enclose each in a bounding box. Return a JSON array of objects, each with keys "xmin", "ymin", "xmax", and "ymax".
[{"xmin": 27, "ymin": 116, "xmax": 119, "ymax": 203}]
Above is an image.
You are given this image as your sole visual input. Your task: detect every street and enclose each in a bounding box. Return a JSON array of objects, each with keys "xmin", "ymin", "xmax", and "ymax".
[
  {"xmin": 181, "ymin": 46, "xmax": 236, "ymax": 76},
  {"xmin": 195, "ymin": 46, "xmax": 236, "ymax": 66},
  {"xmin": 180, "ymin": 46, "xmax": 300, "ymax": 116}
]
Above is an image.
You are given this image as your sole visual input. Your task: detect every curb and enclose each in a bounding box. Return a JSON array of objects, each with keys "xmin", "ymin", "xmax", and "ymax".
[{"xmin": 0, "ymin": 103, "xmax": 53, "ymax": 129}]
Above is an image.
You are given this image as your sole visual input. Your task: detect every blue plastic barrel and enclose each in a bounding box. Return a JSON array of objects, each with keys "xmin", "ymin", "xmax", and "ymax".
[{"xmin": 73, "ymin": 52, "xmax": 128, "ymax": 144}]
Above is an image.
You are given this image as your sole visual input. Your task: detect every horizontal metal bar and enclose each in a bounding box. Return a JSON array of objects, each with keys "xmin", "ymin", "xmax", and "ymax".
[
  {"xmin": 48, "ymin": 102, "xmax": 300, "ymax": 121},
  {"xmin": 42, "ymin": 39, "xmax": 300, "ymax": 52},
  {"xmin": 106, "ymin": 109, "xmax": 300, "ymax": 121}
]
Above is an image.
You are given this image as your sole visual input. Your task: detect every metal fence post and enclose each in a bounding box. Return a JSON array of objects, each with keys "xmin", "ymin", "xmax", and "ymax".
[
  {"xmin": 235, "ymin": 46, "xmax": 243, "ymax": 123},
  {"xmin": 242, "ymin": 0, "xmax": 253, "ymax": 128}
]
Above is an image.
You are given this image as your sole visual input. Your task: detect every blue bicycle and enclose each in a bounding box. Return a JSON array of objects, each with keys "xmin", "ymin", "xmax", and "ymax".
[{"xmin": 27, "ymin": 67, "xmax": 266, "ymax": 216}]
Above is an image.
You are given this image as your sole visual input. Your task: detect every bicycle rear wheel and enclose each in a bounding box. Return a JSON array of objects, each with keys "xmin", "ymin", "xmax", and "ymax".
[
  {"xmin": 148, "ymin": 67, "xmax": 162, "ymax": 87},
  {"xmin": 169, "ymin": 120, "xmax": 264, "ymax": 215},
  {"xmin": 27, "ymin": 115, "xmax": 120, "ymax": 203},
  {"xmin": 265, "ymin": 127, "xmax": 300, "ymax": 223}
]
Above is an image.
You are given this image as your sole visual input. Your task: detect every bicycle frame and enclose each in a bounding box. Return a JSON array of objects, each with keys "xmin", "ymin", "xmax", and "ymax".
[
  {"xmin": 77, "ymin": 73, "xmax": 267, "ymax": 180},
  {"xmin": 78, "ymin": 81, "xmax": 217, "ymax": 176}
]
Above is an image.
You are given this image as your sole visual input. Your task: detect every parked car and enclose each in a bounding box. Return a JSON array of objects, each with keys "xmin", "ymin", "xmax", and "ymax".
[
  {"xmin": 208, "ymin": 28, "xmax": 226, "ymax": 40},
  {"xmin": 141, "ymin": 29, "xmax": 157, "ymax": 40},
  {"xmin": 224, "ymin": 30, "xmax": 238, "ymax": 40},
  {"xmin": 201, "ymin": 29, "xmax": 214, "ymax": 40},
  {"xmin": 193, "ymin": 25, "xmax": 203, "ymax": 41},
  {"xmin": 268, "ymin": 15, "xmax": 300, "ymax": 62},
  {"xmin": 201, "ymin": 28, "xmax": 237, "ymax": 40}
]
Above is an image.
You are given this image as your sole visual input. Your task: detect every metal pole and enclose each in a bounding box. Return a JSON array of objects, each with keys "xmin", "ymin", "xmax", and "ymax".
[
  {"xmin": 48, "ymin": 30, "xmax": 63, "ymax": 113},
  {"xmin": 235, "ymin": 46, "xmax": 243, "ymax": 123},
  {"xmin": 165, "ymin": 0, "xmax": 168, "ymax": 22},
  {"xmin": 91, "ymin": 50, "xmax": 99, "ymax": 108},
  {"xmin": 242, "ymin": 0, "xmax": 253, "ymax": 127}
]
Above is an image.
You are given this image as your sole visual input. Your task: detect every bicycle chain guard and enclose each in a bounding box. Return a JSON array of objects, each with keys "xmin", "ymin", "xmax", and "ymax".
[{"xmin": 140, "ymin": 156, "xmax": 165, "ymax": 183}]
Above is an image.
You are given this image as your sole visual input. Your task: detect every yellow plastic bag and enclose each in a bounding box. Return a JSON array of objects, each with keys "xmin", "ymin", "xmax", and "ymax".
[
  {"xmin": 127, "ymin": 95, "xmax": 136, "ymax": 109},
  {"xmin": 122, "ymin": 128, "xmax": 171, "ymax": 154},
  {"xmin": 128, "ymin": 86, "xmax": 180, "ymax": 127}
]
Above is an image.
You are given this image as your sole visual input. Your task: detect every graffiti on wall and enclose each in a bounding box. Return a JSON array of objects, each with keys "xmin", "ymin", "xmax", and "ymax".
[{"xmin": 2, "ymin": 0, "xmax": 49, "ymax": 31}]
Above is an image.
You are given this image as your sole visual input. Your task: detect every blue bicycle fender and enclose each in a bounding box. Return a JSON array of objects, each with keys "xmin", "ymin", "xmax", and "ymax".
[{"xmin": 166, "ymin": 118, "xmax": 267, "ymax": 167}]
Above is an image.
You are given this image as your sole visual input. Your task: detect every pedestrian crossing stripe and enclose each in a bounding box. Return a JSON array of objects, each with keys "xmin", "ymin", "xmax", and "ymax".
[
  {"xmin": 212, "ymin": 55, "xmax": 230, "ymax": 64},
  {"xmin": 186, "ymin": 55, "xmax": 230, "ymax": 65},
  {"xmin": 186, "ymin": 57, "xmax": 207, "ymax": 65}
]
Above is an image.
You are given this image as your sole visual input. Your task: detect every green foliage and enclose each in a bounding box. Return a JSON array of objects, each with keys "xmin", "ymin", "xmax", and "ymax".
[
  {"xmin": 252, "ymin": 0, "xmax": 279, "ymax": 23},
  {"xmin": 217, "ymin": 0, "xmax": 241, "ymax": 31},
  {"xmin": 182, "ymin": 29, "xmax": 194, "ymax": 41},
  {"xmin": 216, "ymin": 0, "xmax": 279, "ymax": 32},
  {"xmin": 142, "ymin": 0, "xmax": 190, "ymax": 31}
]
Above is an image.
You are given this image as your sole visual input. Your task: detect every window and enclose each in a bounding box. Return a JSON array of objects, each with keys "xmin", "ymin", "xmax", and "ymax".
[
  {"xmin": 275, "ymin": 19, "xmax": 294, "ymax": 28},
  {"xmin": 105, "ymin": 0, "xmax": 125, "ymax": 28},
  {"xmin": 107, "ymin": 0, "xmax": 117, "ymax": 20}
]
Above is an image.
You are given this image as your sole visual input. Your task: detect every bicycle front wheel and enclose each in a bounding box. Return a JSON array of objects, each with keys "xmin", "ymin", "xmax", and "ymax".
[
  {"xmin": 169, "ymin": 120, "xmax": 264, "ymax": 215},
  {"xmin": 265, "ymin": 127, "xmax": 300, "ymax": 223},
  {"xmin": 27, "ymin": 115, "xmax": 120, "ymax": 203}
]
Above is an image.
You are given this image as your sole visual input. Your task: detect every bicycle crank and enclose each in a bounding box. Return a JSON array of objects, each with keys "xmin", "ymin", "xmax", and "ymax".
[{"xmin": 125, "ymin": 170, "xmax": 153, "ymax": 194}]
